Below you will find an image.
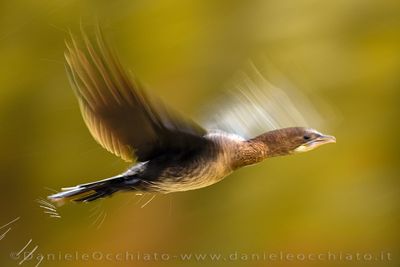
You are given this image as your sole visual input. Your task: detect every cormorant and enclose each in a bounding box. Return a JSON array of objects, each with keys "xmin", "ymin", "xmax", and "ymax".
[{"xmin": 48, "ymin": 29, "xmax": 336, "ymax": 203}]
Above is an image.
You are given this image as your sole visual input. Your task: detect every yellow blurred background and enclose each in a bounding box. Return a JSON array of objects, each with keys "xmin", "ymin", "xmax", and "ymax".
[{"xmin": 0, "ymin": 0, "xmax": 399, "ymax": 266}]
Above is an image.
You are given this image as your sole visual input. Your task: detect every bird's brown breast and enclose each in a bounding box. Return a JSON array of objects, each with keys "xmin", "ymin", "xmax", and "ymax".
[{"xmin": 141, "ymin": 132, "xmax": 241, "ymax": 193}]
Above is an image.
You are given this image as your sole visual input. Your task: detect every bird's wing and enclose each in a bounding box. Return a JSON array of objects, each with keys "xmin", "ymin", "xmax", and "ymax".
[
  {"xmin": 65, "ymin": 28, "xmax": 207, "ymax": 162},
  {"xmin": 202, "ymin": 62, "xmax": 324, "ymax": 139}
]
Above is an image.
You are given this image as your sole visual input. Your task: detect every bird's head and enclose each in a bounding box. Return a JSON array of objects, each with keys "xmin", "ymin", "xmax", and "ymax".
[
  {"xmin": 290, "ymin": 127, "xmax": 336, "ymax": 153},
  {"xmin": 251, "ymin": 127, "xmax": 336, "ymax": 157}
]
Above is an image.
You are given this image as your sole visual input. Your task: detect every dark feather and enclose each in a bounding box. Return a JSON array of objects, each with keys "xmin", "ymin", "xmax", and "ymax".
[{"xmin": 64, "ymin": 26, "xmax": 207, "ymax": 162}]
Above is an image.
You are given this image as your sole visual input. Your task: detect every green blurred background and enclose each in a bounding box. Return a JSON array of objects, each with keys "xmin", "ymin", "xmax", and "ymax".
[{"xmin": 0, "ymin": 0, "xmax": 399, "ymax": 266}]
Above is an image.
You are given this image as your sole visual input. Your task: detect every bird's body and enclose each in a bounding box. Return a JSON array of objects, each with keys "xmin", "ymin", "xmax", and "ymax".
[
  {"xmin": 137, "ymin": 131, "xmax": 240, "ymax": 193},
  {"xmin": 58, "ymin": 132, "xmax": 244, "ymax": 201},
  {"xmin": 48, "ymin": 28, "xmax": 336, "ymax": 203}
]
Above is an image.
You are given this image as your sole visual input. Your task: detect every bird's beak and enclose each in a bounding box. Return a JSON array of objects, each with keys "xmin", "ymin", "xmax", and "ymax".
[
  {"xmin": 294, "ymin": 134, "xmax": 336, "ymax": 153},
  {"xmin": 315, "ymin": 134, "xmax": 336, "ymax": 145}
]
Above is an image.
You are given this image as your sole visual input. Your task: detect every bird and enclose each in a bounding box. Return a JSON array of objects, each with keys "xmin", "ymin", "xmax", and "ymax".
[{"xmin": 48, "ymin": 28, "xmax": 336, "ymax": 203}]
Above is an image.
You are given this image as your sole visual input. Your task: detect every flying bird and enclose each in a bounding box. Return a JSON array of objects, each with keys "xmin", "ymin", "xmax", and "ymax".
[{"xmin": 49, "ymin": 28, "xmax": 336, "ymax": 203}]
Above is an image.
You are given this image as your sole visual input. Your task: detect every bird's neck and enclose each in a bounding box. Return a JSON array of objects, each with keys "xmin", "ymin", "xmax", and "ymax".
[{"xmin": 233, "ymin": 131, "xmax": 290, "ymax": 168}]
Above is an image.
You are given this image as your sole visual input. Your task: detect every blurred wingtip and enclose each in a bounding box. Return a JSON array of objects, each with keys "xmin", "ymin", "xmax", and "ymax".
[{"xmin": 202, "ymin": 59, "xmax": 336, "ymax": 138}]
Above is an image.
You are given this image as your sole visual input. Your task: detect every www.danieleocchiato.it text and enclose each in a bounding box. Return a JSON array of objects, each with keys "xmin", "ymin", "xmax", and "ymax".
[{"xmin": 10, "ymin": 250, "xmax": 393, "ymax": 263}]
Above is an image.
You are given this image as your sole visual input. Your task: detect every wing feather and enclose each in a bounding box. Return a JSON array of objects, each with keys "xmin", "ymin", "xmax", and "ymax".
[
  {"xmin": 65, "ymin": 27, "xmax": 206, "ymax": 162},
  {"xmin": 203, "ymin": 62, "xmax": 325, "ymax": 138}
]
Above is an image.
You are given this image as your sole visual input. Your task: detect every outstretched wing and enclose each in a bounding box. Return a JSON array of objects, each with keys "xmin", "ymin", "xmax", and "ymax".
[
  {"xmin": 202, "ymin": 62, "xmax": 324, "ymax": 139},
  {"xmin": 65, "ymin": 27, "xmax": 207, "ymax": 162}
]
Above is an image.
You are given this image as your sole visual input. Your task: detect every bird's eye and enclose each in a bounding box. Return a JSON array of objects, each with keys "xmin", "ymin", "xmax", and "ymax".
[{"xmin": 303, "ymin": 135, "xmax": 311, "ymax": 140}]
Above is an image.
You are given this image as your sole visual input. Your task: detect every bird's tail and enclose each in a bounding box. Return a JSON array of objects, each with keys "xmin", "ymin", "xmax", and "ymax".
[{"xmin": 48, "ymin": 175, "xmax": 140, "ymax": 203}]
